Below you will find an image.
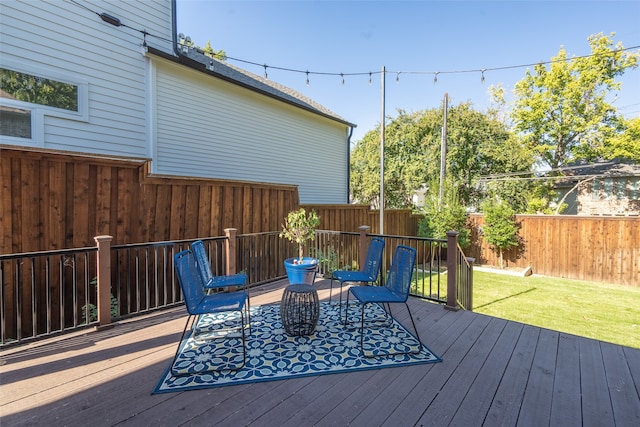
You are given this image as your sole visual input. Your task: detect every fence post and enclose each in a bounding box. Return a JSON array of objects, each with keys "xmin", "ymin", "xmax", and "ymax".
[
  {"xmin": 445, "ymin": 231, "xmax": 459, "ymax": 311},
  {"xmin": 358, "ymin": 225, "xmax": 371, "ymax": 269},
  {"xmin": 224, "ymin": 228, "xmax": 238, "ymax": 275},
  {"xmin": 94, "ymin": 235, "xmax": 113, "ymax": 328}
]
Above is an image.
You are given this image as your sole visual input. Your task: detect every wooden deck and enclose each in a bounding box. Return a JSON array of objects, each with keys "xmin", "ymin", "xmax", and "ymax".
[{"xmin": 2, "ymin": 278, "xmax": 639, "ymax": 426}]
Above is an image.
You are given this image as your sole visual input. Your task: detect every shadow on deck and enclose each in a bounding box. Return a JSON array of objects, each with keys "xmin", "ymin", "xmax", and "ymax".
[{"xmin": 1, "ymin": 278, "xmax": 639, "ymax": 426}]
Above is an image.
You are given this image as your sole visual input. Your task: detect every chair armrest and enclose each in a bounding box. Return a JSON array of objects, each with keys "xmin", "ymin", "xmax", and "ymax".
[{"xmin": 204, "ymin": 272, "xmax": 248, "ymax": 289}]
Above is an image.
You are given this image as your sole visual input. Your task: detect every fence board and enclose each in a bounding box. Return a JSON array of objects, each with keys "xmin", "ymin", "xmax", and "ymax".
[{"xmin": 467, "ymin": 215, "xmax": 638, "ymax": 286}]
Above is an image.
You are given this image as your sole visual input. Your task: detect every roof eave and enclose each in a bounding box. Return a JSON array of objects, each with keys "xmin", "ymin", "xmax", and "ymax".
[{"xmin": 146, "ymin": 47, "xmax": 356, "ymax": 129}]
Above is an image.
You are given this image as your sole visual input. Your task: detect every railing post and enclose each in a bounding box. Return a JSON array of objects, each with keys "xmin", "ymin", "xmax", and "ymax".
[
  {"xmin": 466, "ymin": 257, "xmax": 475, "ymax": 311},
  {"xmin": 358, "ymin": 225, "xmax": 370, "ymax": 269},
  {"xmin": 94, "ymin": 235, "xmax": 113, "ymax": 328},
  {"xmin": 445, "ymin": 230, "xmax": 459, "ymax": 311},
  {"xmin": 224, "ymin": 228, "xmax": 238, "ymax": 275}
]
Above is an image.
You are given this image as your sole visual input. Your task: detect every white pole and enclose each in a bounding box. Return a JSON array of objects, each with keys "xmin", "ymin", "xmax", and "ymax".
[
  {"xmin": 439, "ymin": 92, "xmax": 448, "ymax": 209},
  {"xmin": 380, "ymin": 66, "xmax": 385, "ymax": 235}
]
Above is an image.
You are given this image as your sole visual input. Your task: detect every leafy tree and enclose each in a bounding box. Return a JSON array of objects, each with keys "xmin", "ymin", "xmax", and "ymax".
[
  {"xmin": 481, "ymin": 200, "xmax": 519, "ymax": 268},
  {"xmin": 602, "ymin": 117, "xmax": 640, "ymax": 162},
  {"xmin": 202, "ymin": 40, "xmax": 227, "ymax": 61},
  {"xmin": 178, "ymin": 33, "xmax": 227, "ymax": 61},
  {"xmin": 350, "ymin": 103, "xmax": 533, "ymax": 209},
  {"xmin": 510, "ymin": 33, "xmax": 638, "ymax": 170},
  {"xmin": 418, "ymin": 178, "xmax": 470, "ymax": 248}
]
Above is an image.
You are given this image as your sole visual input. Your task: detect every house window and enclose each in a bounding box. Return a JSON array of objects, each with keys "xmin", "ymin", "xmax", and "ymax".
[
  {"xmin": 0, "ymin": 105, "xmax": 31, "ymax": 138},
  {"xmin": 1, "ymin": 68, "xmax": 78, "ymax": 111},
  {"xmin": 630, "ymin": 178, "xmax": 639, "ymax": 200},
  {"xmin": 615, "ymin": 178, "xmax": 626, "ymax": 199},
  {"xmin": 591, "ymin": 179, "xmax": 601, "ymax": 200},
  {"xmin": 603, "ymin": 178, "xmax": 613, "ymax": 199},
  {"xmin": 0, "ymin": 64, "xmax": 87, "ymax": 144}
]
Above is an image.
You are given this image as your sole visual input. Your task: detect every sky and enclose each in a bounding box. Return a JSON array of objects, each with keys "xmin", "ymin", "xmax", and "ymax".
[{"xmin": 176, "ymin": 0, "xmax": 640, "ymax": 143}]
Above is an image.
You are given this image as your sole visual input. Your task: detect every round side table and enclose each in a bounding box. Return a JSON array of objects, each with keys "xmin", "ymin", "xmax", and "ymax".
[{"xmin": 280, "ymin": 284, "xmax": 320, "ymax": 336}]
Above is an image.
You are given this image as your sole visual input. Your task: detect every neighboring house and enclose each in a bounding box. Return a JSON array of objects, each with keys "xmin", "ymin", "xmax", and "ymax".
[
  {"xmin": 0, "ymin": 0, "xmax": 355, "ymax": 204},
  {"xmin": 554, "ymin": 159, "xmax": 640, "ymax": 216}
]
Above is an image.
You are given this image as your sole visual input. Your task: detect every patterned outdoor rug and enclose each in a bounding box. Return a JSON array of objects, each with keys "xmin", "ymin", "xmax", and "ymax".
[{"xmin": 152, "ymin": 302, "xmax": 442, "ymax": 394}]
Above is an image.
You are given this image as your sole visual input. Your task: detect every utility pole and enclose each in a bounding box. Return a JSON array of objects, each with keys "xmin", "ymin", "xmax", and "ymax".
[{"xmin": 438, "ymin": 93, "xmax": 448, "ymax": 209}]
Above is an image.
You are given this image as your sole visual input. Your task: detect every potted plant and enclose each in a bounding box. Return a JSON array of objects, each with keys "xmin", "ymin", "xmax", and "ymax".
[{"xmin": 279, "ymin": 208, "xmax": 320, "ymax": 284}]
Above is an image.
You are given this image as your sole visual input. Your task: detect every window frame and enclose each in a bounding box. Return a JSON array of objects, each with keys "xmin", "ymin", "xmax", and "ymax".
[{"xmin": 0, "ymin": 60, "xmax": 88, "ymax": 145}]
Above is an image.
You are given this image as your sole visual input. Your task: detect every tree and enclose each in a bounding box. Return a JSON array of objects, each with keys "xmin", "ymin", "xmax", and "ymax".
[
  {"xmin": 602, "ymin": 117, "xmax": 640, "ymax": 162},
  {"xmin": 481, "ymin": 200, "xmax": 519, "ymax": 268},
  {"xmin": 418, "ymin": 178, "xmax": 470, "ymax": 248},
  {"xmin": 202, "ymin": 40, "xmax": 227, "ymax": 61},
  {"xmin": 178, "ymin": 33, "xmax": 227, "ymax": 61},
  {"xmin": 511, "ymin": 33, "xmax": 638, "ymax": 170},
  {"xmin": 350, "ymin": 103, "xmax": 533, "ymax": 209}
]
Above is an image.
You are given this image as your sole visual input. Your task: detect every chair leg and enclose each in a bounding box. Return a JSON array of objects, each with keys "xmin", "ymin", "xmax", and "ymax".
[
  {"xmin": 170, "ymin": 314, "xmax": 194, "ymax": 376},
  {"xmin": 359, "ymin": 303, "xmax": 424, "ymax": 358},
  {"xmin": 245, "ymin": 295, "xmax": 252, "ymax": 335},
  {"xmin": 171, "ymin": 309, "xmax": 247, "ymax": 376},
  {"xmin": 403, "ymin": 302, "xmax": 424, "ymax": 353},
  {"xmin": 329, "ymin": 277, "xmax": 334, "ymax": 302},
  {"xmin": 343, "ymin": 289, "xmax": 352, "ymax": 326}
]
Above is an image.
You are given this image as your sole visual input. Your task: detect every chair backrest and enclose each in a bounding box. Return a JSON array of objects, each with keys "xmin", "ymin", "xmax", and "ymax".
[
  {"xmin": 384, "ymin": 245, "xmax": 417, "ymax": 301},
  {"xmin": 191, "ymin": 240, "xmax": 213, "ymax": 284},
  {"xmin": 174, "ymin": 249, "xmax": 206, "ymax": 313},
  {"xmin": 361, "ymin": 237, "xmax": 385, "ymax": 280}
]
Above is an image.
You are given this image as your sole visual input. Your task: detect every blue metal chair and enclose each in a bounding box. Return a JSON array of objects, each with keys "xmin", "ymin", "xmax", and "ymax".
[
  {"xmin": 171, "ymin": 249, "xmax": 249, "ymax": 375},
  {"xmin": 344, "ymin": 245, "xmax": 424, "ymax": 357},
  {"xmin": 191, "ymin": 239, "xmax": 250, "ymax": 324},
  {"xmin": 330, "ymin": 237, "xmax": 385, "ymax": 306},
  {"xmin": 192, "ymin": 240, "xmax": 247, "ymax": 289}
]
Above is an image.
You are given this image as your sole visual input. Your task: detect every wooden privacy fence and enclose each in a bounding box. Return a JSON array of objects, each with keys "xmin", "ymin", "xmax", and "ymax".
[
  {"xmin": 466, "ymin": 214, "xmax": 639, "ymax": 286},
  {"xmin": 1, "ymin": 147, "xmax": 300, "ymax": 253},
  {"xmin": 2, "ymin": 148, "xmax": 637, "ymax": 286}
]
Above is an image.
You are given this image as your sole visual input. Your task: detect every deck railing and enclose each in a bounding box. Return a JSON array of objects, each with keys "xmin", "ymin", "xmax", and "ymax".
[
  {"xmin": 1, "ymin": 227, "xmax": 473, "ymax": 346},
  {"xmin": 1, "ymin": 246, "xmax": 98, "ymax": 346}
]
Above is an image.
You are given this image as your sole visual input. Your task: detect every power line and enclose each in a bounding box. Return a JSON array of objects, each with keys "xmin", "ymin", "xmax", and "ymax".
[{"xmin": 68, "ymin": 0, "xmax": 640, "ymax": 87}]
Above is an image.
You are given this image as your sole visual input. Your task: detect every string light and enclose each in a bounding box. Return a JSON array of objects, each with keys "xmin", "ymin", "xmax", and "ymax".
[{"xmin": 69, "ymin": 0, "xmax": 640, "ymax": 90}]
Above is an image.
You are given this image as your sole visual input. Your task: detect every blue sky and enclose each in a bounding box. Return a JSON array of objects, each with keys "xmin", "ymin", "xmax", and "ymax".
[{"xmin": 176, "ymin": 1, "xmax": 640, "ymax": 142}]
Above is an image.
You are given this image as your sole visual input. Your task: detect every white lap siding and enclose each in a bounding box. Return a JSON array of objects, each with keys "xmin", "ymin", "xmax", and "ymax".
[
  {"xmin": 0, "ymin": 0, "xmax": 172, "ymax": 156},
  {"xmin": 153, "ymin": 58, "xmax": 349, "ymax": 204}
]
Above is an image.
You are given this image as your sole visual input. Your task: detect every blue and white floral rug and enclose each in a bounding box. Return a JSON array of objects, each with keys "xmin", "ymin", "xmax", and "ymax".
[{"xmin": 152, "ymin": 302, "xmax": 442, "ymax": 394}]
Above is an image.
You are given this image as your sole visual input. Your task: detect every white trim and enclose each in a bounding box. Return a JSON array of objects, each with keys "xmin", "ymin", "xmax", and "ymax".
[
  {"xmin": 0, "ymin": 106, "xmax": 44, "ymax": 147},
  {"xmin": 1, "ymin": 59, "xmax": 89, "ymax": 122},
  {"xmin": 145, "ymin": 56, "xmax": 157, "ymax": 172}
]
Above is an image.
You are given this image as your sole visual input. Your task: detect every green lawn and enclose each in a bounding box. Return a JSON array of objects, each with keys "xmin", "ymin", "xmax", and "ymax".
[{"xmin": 471, "ymin": 271, "xmax": 640, "ymax": 349}]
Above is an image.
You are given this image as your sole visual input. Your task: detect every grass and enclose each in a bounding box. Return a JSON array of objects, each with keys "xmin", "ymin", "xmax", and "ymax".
[{"xmin": 471, "ymin": 271, "xmax": 640, "ymax": 349}]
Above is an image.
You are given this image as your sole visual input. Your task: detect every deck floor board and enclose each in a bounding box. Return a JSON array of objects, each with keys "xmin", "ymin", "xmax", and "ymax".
[{"xmin": 1, "ymin": 278, "xmax": 638, "ymax": 427}]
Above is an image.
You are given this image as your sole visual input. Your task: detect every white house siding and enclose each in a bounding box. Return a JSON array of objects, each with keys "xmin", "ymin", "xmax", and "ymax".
[
  {"xmin": 153, "ymin": 58, "xmax": 349, "ymax": 204},
  {"xmin": 0, "ymin": 0, "xmax": 172, "ymax": 157}
]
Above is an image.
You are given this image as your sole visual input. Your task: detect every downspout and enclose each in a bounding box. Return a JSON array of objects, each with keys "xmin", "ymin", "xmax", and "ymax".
[
  {"xmin": 171, "ymin": 0, "xmax": 180, "ymax": 56},
  {"xmin": 347, "ymin": 126, "xmax": 354, "ymax": 203}
]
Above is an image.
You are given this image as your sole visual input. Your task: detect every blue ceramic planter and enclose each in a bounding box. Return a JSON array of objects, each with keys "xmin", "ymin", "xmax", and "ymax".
[{"xmin": 283, "ymin": 257, "xmax": 318, "ymax": 285}]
